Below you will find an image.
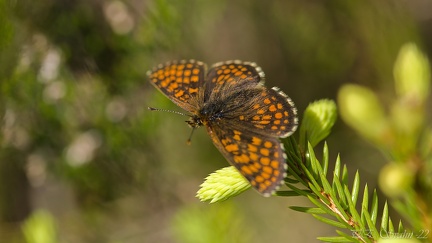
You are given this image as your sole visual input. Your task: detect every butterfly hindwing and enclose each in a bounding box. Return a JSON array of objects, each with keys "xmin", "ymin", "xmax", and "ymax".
[{"xmin": 206, "ymin": 123, "xmax": 287, "ymax": 196}]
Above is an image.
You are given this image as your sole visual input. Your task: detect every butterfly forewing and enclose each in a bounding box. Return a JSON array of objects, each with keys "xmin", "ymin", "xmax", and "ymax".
[{"xmin": 147, "ymin": 60, "xmax": 206, "ymax": 112}]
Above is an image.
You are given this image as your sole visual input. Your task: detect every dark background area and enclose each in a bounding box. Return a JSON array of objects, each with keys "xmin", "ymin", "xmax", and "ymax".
[{"xmin": 0, "ymin": 0, "xmax": 431, "ymax": 242}]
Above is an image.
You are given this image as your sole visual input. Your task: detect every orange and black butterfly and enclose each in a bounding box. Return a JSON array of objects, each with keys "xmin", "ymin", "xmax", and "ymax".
[{"xmin": 147, "ymin": 60, "xmax": 298, "ymax": 196}]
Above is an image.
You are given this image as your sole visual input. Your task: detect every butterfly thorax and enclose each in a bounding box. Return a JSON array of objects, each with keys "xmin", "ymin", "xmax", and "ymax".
[{"xmin": 186, "ymin": 101, "xmax": 225, "ymax": 129}]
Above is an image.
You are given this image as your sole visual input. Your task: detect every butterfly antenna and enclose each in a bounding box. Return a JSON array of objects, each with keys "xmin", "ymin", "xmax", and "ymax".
[
  {"xmin": 149, "ymin": 107, "xmax": 198, "ymax": 144},
  {"xmin": 148, "ymin": 107, "xmax": 190, "ymax": 117}
]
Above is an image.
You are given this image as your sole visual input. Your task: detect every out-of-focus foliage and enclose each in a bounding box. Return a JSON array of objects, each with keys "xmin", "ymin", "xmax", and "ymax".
[
  {"xmin": 0, "ymin": 0, "xmax": 430, "ymax": 242},
  {"xmin": 171, "ymin": 203, "xmax": 252, "ymax": 243},
  {"xmin": 339, "ymin": 43, "xmax": 432, "ymax": 236},
  {"xmin": 22, "ymin": 210, "xmax": 57, "ymax": 243},
  {"xmin": 339, "ymin": 43, "xmax": 431, "ymax": 158}
]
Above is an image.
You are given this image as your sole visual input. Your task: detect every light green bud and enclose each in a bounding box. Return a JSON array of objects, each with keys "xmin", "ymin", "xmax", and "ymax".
[
  {"xmin": 299, "ymin": 99, "xmax": 337, "ymax": 147},
  {"xmin": 338, "ymin": 84, "xmax": 390, "ymax": 144},
  {"xmin": 197, "ymin": 166, "xmax": 251, "ymax": 203},
  {"xmin": 394, "ymin": 43, "xmax": 430, "ymax": 103},
  {"xmin": 378, "ymin": 163, "xmax": 413, "ymax": 198}
]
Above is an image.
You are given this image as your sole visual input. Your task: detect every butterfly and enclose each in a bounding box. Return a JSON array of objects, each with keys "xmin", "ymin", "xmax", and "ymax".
[{"xmin": 147, "ymin": 60, "xmax": 298, "ymax": 196}]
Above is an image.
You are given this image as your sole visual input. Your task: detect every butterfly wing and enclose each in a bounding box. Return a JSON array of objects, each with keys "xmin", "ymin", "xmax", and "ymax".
[
  {"xmin": 204, "ymin": 60, "xmax": 265, "ymax": 102},
  {"xmin": 206, "ymin": 122, "xmax": 287, "ymax": 196},
  {"xmin": 147, "ymin": 60, "xmax": 206, "ymax": 112}
]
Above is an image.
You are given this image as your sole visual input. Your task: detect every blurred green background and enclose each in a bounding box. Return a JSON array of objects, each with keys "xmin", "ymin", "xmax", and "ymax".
[{"xmin": 0, "ymin": 0, "xmax": 431, "ymax": 242}]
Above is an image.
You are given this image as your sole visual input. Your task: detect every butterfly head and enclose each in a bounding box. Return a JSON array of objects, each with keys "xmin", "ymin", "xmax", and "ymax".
[{"xmin": 186, "ymin": 115, "xmax": 203, "ymax": 128}]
